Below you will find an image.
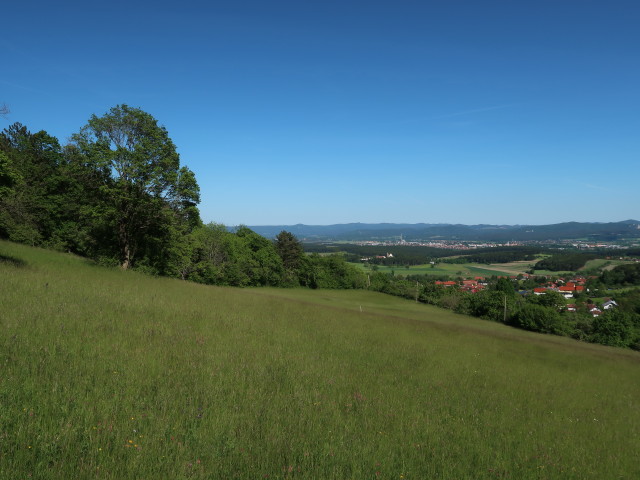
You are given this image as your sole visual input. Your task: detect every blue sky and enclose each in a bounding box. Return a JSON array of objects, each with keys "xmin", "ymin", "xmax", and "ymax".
[{"xmin": 2, "ymin": 0, "xmax": 639, "ymax": 226}]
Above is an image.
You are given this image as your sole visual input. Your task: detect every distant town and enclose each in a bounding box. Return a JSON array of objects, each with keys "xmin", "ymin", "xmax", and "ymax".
[{"xmin": 353, "ymin": 238, "xmax": 632, "ymax": 250}]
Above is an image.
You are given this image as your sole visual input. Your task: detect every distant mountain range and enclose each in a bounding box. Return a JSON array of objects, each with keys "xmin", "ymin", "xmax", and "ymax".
[{"xmin": 247, "ymin": 220, "xmax": 640, "ymax": 242}]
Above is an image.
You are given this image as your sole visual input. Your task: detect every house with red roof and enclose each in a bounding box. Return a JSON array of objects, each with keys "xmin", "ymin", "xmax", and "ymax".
[{"xmin": 558, "ymin": 286, "xmax": 575, "ymax": 298}]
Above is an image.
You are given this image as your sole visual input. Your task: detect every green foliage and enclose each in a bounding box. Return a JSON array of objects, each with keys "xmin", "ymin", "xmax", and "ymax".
[
  {"xmin": 492, "ymin": 277, "xmax": 516, "ymax": 295},
  {"xmin": 318, "ymin": 244, "xmax": 546, "ymax": 267},
  {"xmin": 274, "ymin": 230, "xmax": 305, "ymax": 285},
  {"xmin": 462, "ymin": 290, "xmax": 520, "ymax": 322},
  {"xmin": 0, "ymin": 150, "xmax": 19, "ymax": 196},
  {"xmin": 444, "ymin": 247, "xmax": 542, "ymax": 264},
  {"xmin": 235, "ymin": 226, "xmax": 284, "ymax": 286},
  {"xmin": 588, "ymin": 310, "xmax": 639, "ymax": 348},
  {"xmin": 1, "ymin": 109, "xmax": 200, "ymax": 274},
  {"xmin": 0, "ymin": 123, "xmax": 73, "ymax": 247},
  {"xmin": 600, "ymin": 262, "xmax": 640, "ymax": 286},
  {"xmin": 616, "ymin": 289, "xmax": 640, "ymax": 316},
  {"xmin": 172, "ymin": 166, "xmax": 202, "ymax": 230},
  {"xmin": 306, "ymin": 254, "xmax": 366, "ymax": 289},
  {"xmin": 71, "ymin": 104, "xmax": 199, "ymax": 269},
  {"xmin": 527, "ymin": 290, "xmax": 566, "ymax": 309},
  {"xmin": 534, "ymin": 253, "xmax": 597, "ymax": 272},
  {"xmin": 510, "ymin": 303, "xmax": 569, "ymax": 335}
]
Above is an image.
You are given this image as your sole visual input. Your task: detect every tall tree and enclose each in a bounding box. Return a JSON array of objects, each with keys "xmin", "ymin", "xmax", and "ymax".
[
  {"xmin": 0, "ymin": 123, "xmax": 67, "ymax": 246},
  {"xmin": 274, "ymin": 230, "xmax": 304, "ymax": 285},
  {"xmin": 71, "ymin": 105, "xmax": 199, "ymax": 269}
]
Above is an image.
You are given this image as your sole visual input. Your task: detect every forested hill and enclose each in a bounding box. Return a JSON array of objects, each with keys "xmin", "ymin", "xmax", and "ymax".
[{"xmin": 248, "ymin": 221, "xmax": 640, "ymax": 242}]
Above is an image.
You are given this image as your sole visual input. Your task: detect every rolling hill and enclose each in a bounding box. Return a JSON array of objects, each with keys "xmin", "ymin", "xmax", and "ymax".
[
  {"xmin": 247, "ymin": 220, "xmax": 640, "ymax": 242},
  {"xmin": 1, "ymin": 240, "xmax": 639, "ymax": 479}
]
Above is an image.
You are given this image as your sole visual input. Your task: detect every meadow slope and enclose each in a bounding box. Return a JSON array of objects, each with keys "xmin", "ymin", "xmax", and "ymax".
[{"xmin": 1, "ymin": 241, "xmax": 639, "ymax": 479}]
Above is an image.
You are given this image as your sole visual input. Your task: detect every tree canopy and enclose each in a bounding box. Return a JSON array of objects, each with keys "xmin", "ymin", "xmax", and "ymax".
[{"xmin": 71, "ymin": 105, "xmax": 199, "ymax": 269}]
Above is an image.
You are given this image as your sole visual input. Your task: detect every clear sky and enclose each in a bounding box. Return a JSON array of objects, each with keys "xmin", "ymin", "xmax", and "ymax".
[{"xmin": 2, "ymin": 0, "xmax": 639, "ymax": 226}]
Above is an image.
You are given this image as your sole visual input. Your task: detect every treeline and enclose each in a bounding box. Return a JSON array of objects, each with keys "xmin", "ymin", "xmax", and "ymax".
[
  {"xmin": 599, "ymin": 263, "xmax": 640, "ymax": 287},
  {"xmin": 534, "ymin": 253, "xmax": 598, "ymax": 271},
  {"xmin": 0, "ymin": 106, "xmax": 365, "ymax": 289},
  {"xmin": 449, "ymin": 247, "xmax": 541, "ymax": 264},
  {"xmin": 311, "ymin": 244, "xmax": 448, "ymax": 265},
  {"xmin": 306, "ymin": 244, "xmax": 544, "ymax": 266},
  {"xmin": 366, "ymin": 273, "xmax": 640, "ymax": 350},
  {"xmin": 1, "ymin": 107, "xmax": 200, "ymax": 273},
  {"xmin": 179, "ymin": 226, "xmax": 365, "ymax": 289}
]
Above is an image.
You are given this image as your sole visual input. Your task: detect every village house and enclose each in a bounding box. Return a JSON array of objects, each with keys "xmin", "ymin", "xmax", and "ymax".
[
  {"xmin": 558, "ymin": 286, "xmax": 575, "ymax": 298},
  {"xmin": 587, "ymin": 304, "xmax": 602, "ymax": 317}
]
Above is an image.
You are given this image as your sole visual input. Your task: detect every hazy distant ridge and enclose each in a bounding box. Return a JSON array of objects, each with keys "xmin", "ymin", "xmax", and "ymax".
[{"xmin": 247, "ymin": 220, "xmax": 640, "ymax": 242}]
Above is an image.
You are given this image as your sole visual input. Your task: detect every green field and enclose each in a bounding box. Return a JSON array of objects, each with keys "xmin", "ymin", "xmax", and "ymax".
[
  {"xmin": 355, "ymin": 262, "xmax": 520, "ymax": 278},
  {"xmin": 581, "ymin": 258, "xmax": 635, "ymax": 272},
  {"xmin": 2, "ymin": 241, "xmax": 640, "ymax": 479},
  {"xmin": 529, "ymin": 269, "xmax": 575, "ymax": 277}
]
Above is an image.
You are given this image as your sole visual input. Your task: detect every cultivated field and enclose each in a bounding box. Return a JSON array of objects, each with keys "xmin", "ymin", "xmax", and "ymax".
[
  {"xmin": 1, "ymin": 241, "xmax": 639, "ymax": 479},
  {"xmin": 581, "ymin": 258, "xmax": 635, "ymax": 272},
  {"xmin": 355, "ymin": 262, "xmax": 517, "ymax": 278}
]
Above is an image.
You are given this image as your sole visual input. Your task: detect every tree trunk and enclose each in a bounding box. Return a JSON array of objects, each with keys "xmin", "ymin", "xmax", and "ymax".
[{"xmin": 119, "ymin": 221, "xmax": 132, "ymax": 269}]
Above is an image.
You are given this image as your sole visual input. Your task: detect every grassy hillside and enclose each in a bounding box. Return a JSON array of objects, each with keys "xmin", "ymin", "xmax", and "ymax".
[{"xmin": 1, "ymin": 241, "xmax": 639, "ymax": 479}]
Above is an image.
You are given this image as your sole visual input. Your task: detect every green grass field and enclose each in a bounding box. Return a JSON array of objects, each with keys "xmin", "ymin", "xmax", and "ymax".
[
  {"xmin": 581, "ymin": 258, "xmax": 635, "ymax": 272},
  {"xmin": 355, "ymin": 262, "xmax": 518, "ymax": 278},
  {"xmin": 2, "ymin": 241, "xmax": 640, "ymax": 479}
]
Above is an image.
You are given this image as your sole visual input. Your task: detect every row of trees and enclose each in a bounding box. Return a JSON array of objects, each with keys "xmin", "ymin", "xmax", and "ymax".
[
  {"xmin": 311, "ymin": 244, "xmax": 545, "ymax": 267},
  {"xmin": 1, "ymin": 106, "xmax": 200, "ymax": 272},
  {"xmin": 0, "ymin": 105, "xmax": 365, "ymax": 289},
  {"xmin": 173, "ymin": 226, "xmax": 365, "ymax": 289},
  {"xmin": 599, "ymin": 262, "xmax": 640, "ymax": 286},
  {"xmin": 534, "ymin": 253, "xmax": 598, "ymax": 271},
  {"xmin": 440, "ymin": 247, "xmax": 541, "ymax": 265}
]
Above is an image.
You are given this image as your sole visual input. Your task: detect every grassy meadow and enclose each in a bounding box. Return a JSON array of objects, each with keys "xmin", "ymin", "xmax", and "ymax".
[
  {"xmin": 1, "ymin": 240, "xmax": 640, "ymax": 479},
  {"xmin": 354, "ymin": 262, "xmax": 518, "ymax": 278},
  {"xmin": 581, "ymin": 258, "xmax": 635, "ymax": 272}
]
